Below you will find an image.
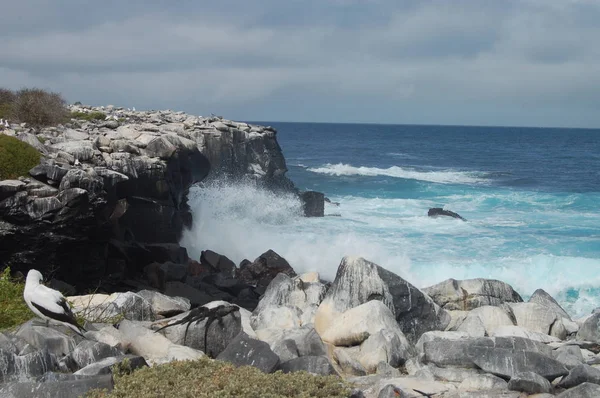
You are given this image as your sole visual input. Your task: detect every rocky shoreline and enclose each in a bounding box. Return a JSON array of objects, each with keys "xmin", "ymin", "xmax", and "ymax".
[
  {"xmin": 2, "ymin": 253, "xmax": 600, "ymax": 397},
  {"xmin": 2, "ymin": 106, "xmax": 600, "ymax": 397}
]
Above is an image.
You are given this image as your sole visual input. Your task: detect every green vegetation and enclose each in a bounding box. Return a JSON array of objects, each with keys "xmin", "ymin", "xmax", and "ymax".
[
  {"xmin": 71, "ymin": 111, "xmax": 106, "ymax": 121},
  {"xmin": 0, "ymin": 87, "xmax": 70, "ymax": 127},
  {"xmin": 0, "ymin": 135, "xmax": 41, "ymax": 179},
  {"xmin": 86, "ymin": 357, "xmax": 353, "ymax": 398},
  {"xmin": 0, "ymin": 268, "xmax": 33, "ymax": 331}
]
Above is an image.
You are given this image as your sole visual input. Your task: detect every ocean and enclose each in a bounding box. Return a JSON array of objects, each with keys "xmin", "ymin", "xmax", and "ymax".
[{"xmin": 181, "ymin": 122, "xmax": 600, "ymax": 318}]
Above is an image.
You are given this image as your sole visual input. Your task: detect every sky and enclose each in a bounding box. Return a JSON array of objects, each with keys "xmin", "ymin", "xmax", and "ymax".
[{"xmin": 1, "ymin": 0, "xmax": 599, "ymax": 128}]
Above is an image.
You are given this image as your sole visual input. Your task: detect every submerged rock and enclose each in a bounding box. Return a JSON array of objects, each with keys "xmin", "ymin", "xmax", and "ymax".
[{"xmin": 428, "ymin": 207, "xmax": 466, "ymax": 221}]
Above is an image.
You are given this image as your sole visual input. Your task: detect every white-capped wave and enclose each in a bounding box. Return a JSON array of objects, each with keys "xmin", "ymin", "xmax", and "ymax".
[{"xmin": 307, "ymin": 163, "xmax": 486, "ymax": 185}]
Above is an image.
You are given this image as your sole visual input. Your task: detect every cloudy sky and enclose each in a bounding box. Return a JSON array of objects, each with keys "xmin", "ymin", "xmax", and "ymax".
[{"xmin": 2, "ymin": 0, "xmax": 599, "ymax": 128}]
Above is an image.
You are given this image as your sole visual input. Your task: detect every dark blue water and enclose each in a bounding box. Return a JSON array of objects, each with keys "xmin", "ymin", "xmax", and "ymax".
[{"xmin": 185, "ymin": 122, "xmax": 600, "ymax": 317}]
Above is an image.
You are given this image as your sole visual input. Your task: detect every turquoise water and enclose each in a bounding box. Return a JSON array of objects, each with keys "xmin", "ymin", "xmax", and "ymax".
[{"xmin": 182, "ymin": 123, "xmax": 600, "ymax": 318}]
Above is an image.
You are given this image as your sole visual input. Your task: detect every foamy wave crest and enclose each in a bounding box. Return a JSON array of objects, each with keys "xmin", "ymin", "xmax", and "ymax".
[{"xmin": 307, "ymin": 163, "xmax": 486, "ymax": 185}]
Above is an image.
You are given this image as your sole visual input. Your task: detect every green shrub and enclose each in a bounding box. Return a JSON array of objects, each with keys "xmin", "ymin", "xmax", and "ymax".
[
  {"xmin": 0, "ymin": 88, "xmax": 16, "ymax": 119},
  {"xmin": 71, "ymin": 111, "xmax": 107, "ymax": 121},
  {"xmin": 0, "ymin": 135, "xmax": 41, "ymax": 179},
  {"xmin": 11, "ymin": 88, "xmax": 69, "ymax": 127},
  {"xmin": 86, "ymin": 357, "xmax": 353, "ymax": 398},
  {"xmin": 0, "ymin": 268, "xmax": 33, "ymax": 331}
]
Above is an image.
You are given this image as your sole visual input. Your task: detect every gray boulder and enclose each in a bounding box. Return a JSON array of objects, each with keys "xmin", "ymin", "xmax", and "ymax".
[
  {"xmin": 238, "ymin": 249, "xmax": 296, "ymax": 289},
  {"xmin": 255, "ymin": 325, "xmax": 327, "ymax": 358},
  {"xmin": 423, "ymin": 278, "xmax": 522, "ymax": 311},
  {"xmin": 15, "ymin": 322, "xmax": 76, "ymax": 357},
  {"xmin": 216, "ymin": 332, "xmax": 280, "ymax": 373},
  {"xmin": 529, "ymin": 288, "xmax": 572, "ymax": 320},
  {"xmin": 74, "ymin": 355, "xmax": 148, "ymax": 376},
  {"xmin": 577, "ymin": 313, "xmax": 600, "ymax": 343},
  {"xmin": 62, "ymin": 340, "xmax": 122, "ymax": 371},
  {"xmin": 315, "ymin": 256, "xmax": 449, "ymax": 343},
  {"xmin": 0, "ymin": 374, "xmax": 114, "ymax": 398},
  {"xmin": 137, "ymin": 290, "xmax": 190, "ymax": 316},
  {"xmin": 459, "ymin": 373, "xmax": 508, "ymax": 391},
  {"xmin": 279, "ymin": 356, "xmax": 337, "ymax": 376},
  {"xmin": 558, "ymin": 364, "xmax": 600, "ymax": 389},
  {"xmin": 0, "ymin": 349, "xmax": 58, "ymax": 383},
  {"xmin": 507, "ymin": 371, "xmax": 552, "ymax": 394},
  {"xmin": 557, "ymin": 382, "xmax": 600, "ymax": 397}
]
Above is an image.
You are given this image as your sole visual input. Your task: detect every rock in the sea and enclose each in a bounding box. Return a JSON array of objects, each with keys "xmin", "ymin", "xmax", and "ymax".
[
  {"xmin": 428, "ymin": 207, "xmax": 466, "ymax": 221},
  {"xmin": 0, "ymin": 374, "xmax": 114, "ymax": 398},
  {"xmin": 279, "ymin": 356, "xmax": 337, "ymax": 376},
  {"xmin": 507, "ymin": 371, "xmax": 553, "ymax": 394},
  {"xmin": 238, "ymin": 249, "xmax": 296, "ymax": 288},
  {"xmin": 300, "ymin": 191, "xmax": 325, "ymax": 217},
  {"xmin": 423, "ymin": 278, "xmax": 523, "ymax": 311},
  {"xmin": 315, "ymin": 256, "xmax": 449, "ymax": 343},
  {"xmin": 216, "ymin": 332, "xmax": 280, "ymax": 373}
]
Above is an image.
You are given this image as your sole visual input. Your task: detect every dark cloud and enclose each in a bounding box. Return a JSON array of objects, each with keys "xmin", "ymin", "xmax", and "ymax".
[{"xmin": 1, "ymin": 0, "xmax": 599, "ymax": 127}]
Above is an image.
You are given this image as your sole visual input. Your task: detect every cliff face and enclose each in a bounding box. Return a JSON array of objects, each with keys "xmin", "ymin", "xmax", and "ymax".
[{"xmin": 0, "ymin": 105, "xmax": 294, "ymax": 289}]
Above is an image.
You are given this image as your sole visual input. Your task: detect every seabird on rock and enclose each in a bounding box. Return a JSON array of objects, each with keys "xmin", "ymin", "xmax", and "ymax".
[
  {"xmin": 132, "ymin": 107, "xmax": 136, "ymax": 111},
  {"xmin": 23, "ymin": 269, "xmax": 86, "ymax": 336},
  {"xmin": 3, "ymin": 120, "xmax": 8, "ymax": 128}
]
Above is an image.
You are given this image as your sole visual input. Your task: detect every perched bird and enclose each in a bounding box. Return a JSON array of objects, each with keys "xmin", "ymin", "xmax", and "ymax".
[
  {"xmin": 132, "ymin": 107, "xmax": 136, "ymax": 112},
  {"xmin": 23, "ymin": 269, "xmax": 86, "ymax": 336}
]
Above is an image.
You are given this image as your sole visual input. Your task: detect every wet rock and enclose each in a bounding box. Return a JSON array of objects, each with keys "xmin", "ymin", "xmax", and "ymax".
[
  {"xmin": 423, "ymin": 278, "xmax": 522, "ymax": 311},
  {"xmin": 280, "ymin": 356, "xmax": 337, "ymax": 375},
  {"xmin": 300, "ymin": 191, "xmax": 325, "ymax": 217},
  {"xmin": 428, "ymin": 207, "xmax": 466, "ymax": 221},
  {"xmin": 507, "ymin": 371, "xmax": 552, "ymax": 394},
  {"xmin": 216, "ymin": 332, "xmax": 280, "ymax": 373}
]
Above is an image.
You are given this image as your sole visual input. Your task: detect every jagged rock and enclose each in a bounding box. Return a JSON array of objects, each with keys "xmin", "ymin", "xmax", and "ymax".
[
  {"xmin": 216, "ymin": 332, "xmax": 280, "ymax": 373},
  {"xmin": 117, "ymin": 320, "xmax": 204, "ymax": 365},
  {"xmin": 62, "ymin": 340, "xmax": 122, "ymax": 371},
  {"xmin": 557, "ymin": 382, "xmax": 600, "ymax": 397},
  {"xmin": 0, "ymin": 374, "xmax": 114, "ymax": 398},
  {"xmin": 159, "ymin": 262, "xmax": 188, "ymax": 282},
  {"xmin": 428, "ymin": 207, "xmax": 466, "ymax": 220},
  {"xmin": 300, "ymin": 191, "xmax": 325, "ymax": 217},
  {"xmin": 51, "ymin": 141, "xmax": 95, "ymax": 161},
  {"xmin": 280, "ymin": 356, "xmax": 337, "ymax": 375},
  {"xmin": 165, "ymin": 281, "xmax": 224, "ymax": 306},
  {"xmin": 251, "ymin": 305, "xmax": 302, "ymax": 331},
  {"xmin": 238, "ymin": 249, "xmax": 296, "ymax": 288},
  {"xmin": 137, "ymin": 290, "xmax": 190, "ymax": 316},
  {"xmin": 554, "ymin": 345, "xmax": 585, "ymax": 369},
  {"xmin": 451, "ymin": 305, "xmax": 515, "ymax": 336},
  {"xmin": 507, "ymin": 371, "xmax": 552, "ymax": 394},
  {"xmin": 459, "ymin": 373, "xmax": 508, "ymax": 391},
  {"xmin": 14, "ymin": 322, "xmax": 76, "ymax": 357},
  {"xmin": 74, "ymin": 355, "xmax": 148, "ymax": 376},
  {"xmin": 200, "ymin": 250, "xmax": 236, "ymax": 278},
  {"xmin": 0, "ymin": 349, "xmax": 58, "ymax": 383},
  {"xmin": 334, "ymin": 347, "xmax": 367, "ymax": 376},
  {"xmin": 558, "ymin": 364, "xmax": 600, "ymax": 389},
  {"xmin": 529, "ymin": 288, "xmax": 572, "ymax": 320},
  {"xmin": 315, "ymin": 256, "xmax": 449, "ymax": 344},
  {"xmin": 0, "ymin": 180, "xmax": 26, "ymax": 200},
  {"xmin": 357, "ymin": 329, "xmax": 411, "ymax": 372},
  {"xmin": 508, "ymin": 302, "xmax": 566, "ymax": 339},
  {"xmin": 270, "ymin": 339, "xmax": 300, "ymax": 362},
  {"xmin": 423, "ymin": 278, "xmax": 522, "ymax": 311},
  {"xmin": 577, "ymin": 313, "xmax": 600, "ymax": 343}
]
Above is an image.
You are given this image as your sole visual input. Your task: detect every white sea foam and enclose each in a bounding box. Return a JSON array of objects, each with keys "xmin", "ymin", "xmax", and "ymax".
[
  {"xmin": 181, "ymin": 182, "xmax": 600, "ymax": 318},
  {"xmin": 307, "ymin": 163, "xmax": 487, "ymax": 185}
]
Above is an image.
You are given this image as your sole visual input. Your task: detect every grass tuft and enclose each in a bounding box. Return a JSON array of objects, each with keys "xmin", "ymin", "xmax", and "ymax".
[
  {"xmin": 85, "ymin": 357, "xmax": 353, "ymax": 398},
  {"xmin": 0, "ymin": 268, "xmax": 33, "ymax": 331},
  {"xmin": 0, "ymin": 135, "xmax": 41, "ymax": 179}
]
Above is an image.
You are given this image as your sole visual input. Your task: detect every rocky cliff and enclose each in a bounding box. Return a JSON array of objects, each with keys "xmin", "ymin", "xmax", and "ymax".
[{"xmin": 0, "ymin": 105, "xmax": 299, "ymax": 290}]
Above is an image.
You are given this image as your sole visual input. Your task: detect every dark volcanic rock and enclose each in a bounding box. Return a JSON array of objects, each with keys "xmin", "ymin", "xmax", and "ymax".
[
  {"xmin": 300, "ymin": 191, "xmax": 325, "ymax": 217},
  {"xmin": 238, "ymin": 249, "xmax": 296, "ymax": 288},
  {"xmin": 200, "ymin": 250, "xmax": 236, "ymax": 278},
  {"xmin": 428, "ymin": 207, "xmax": 466, "ymax": 221},
  {"xmin": 216, "ymin": 332, "xmax": 280, "ymax": 373}
]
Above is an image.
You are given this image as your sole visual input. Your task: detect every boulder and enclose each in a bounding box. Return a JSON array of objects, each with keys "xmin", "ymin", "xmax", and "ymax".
[
  {"xmin": 556, "ymin": 382, "xmax": 600, "ymax": 397},
  {"xmin": 507, "ymin": 371, "xmax": 552, "ymax": 394},
  {"xmin": 529, "ymin": 289, "xmax": 572, "ymax": 320},
  {"xmin": 0, "ymin": 349, "xmax": 58, "ymax": 383},
  {"xmin": 69, "ymin": 292, "xmax": 155, "ymax": 322},
  {"xmin": 315, "ymin": 256, "xmax": 449, "ymax": 343},
  {"xmin": 333, "ymin": 348, "xmax": 367, "ymax": 376},
  {"xmin": 200, "ymin": 250, "xmax": 236, "ymax": 278},
  {"xmin": 0, "ymin": 374, "xmax": 114, "ymax": 398},
  {"xmin": 300, "ymin": 191, "xmax": 325, "ymax": 217},
  {"xmin": 280, "ymin": 356, "xmax": 337, "ymax": 376},
  {"xmin": 423, "ymin": 278, "xmax": 522, "ymax": 311},
  {"xmin": 74, "ymin": 355, "xmax": 148, "ymax": 376},
  {"xmin": 558, "ymin": 364, "xmax": 600, "ymax": 389},
  {"xmin": 237, "ymin": 250, "xmax": 296, "ymax": 288},
  {"xmin": 137, "ymin": 290, "xmax": 190, "ymax": 316},
  {"xmin": 490, "ymin": 325, "xmax": 561, "ymax": 344},
  {"xmin": 216, "ymin": 332, "xmax": 280, "ymax": 373},
  {"xmin": 459, "ymin": 373, "xmax": 508, "ymax": 391},
  {"xmin": 508, "ymin": 302, "xmax": 566, "ymax": 339},
  {"xmin": 15, "ymin": 322, "xmax": 76, "ymax": 357},
  {"xmin": 357, "ymin": 329, "xmax": 411, "ymax": 372},
  {"xmin": 164, "ymin": 282, "xmax": 216, "ymax": 306},
  {"xmin": 415, "ymin": 331, "xmax": 470, "ymax": 357},
  {"xmin": 255, "ymin": 326, "xmax": 327, "ymax": 358},
  {"xmin": 576, "ymin": 313, "xmax": 600, "ymax": 343},
  {"xmin": 375, "ymin": 376, "xmax": 455, "ymax": 397},
  {"xmin": 62, "ymin": 340, "xmax": 122, "ymax": 371},
  {"xmin": 453, "ymin": 305, "xmax": 515, "ymax": 336},
  {"xmin": 251, "ymin": 305, "xmax": 302, "ymax": 331},
  {"xmin": 554, "ymin": 346, "xmax": 585, "ymax": 369}
]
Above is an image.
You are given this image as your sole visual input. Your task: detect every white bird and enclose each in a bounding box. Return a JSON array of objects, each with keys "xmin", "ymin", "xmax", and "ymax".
[
  {"xmin": 23, "ymin": 269, "xmax": 86, "ymax": 336},
  {"xmin": 5, "ymin": 120, "xmax": 9, "ymax": 128},
  {"xmin": 132, "ymin": 107, "xmax": 136, "ymax": 112}
]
